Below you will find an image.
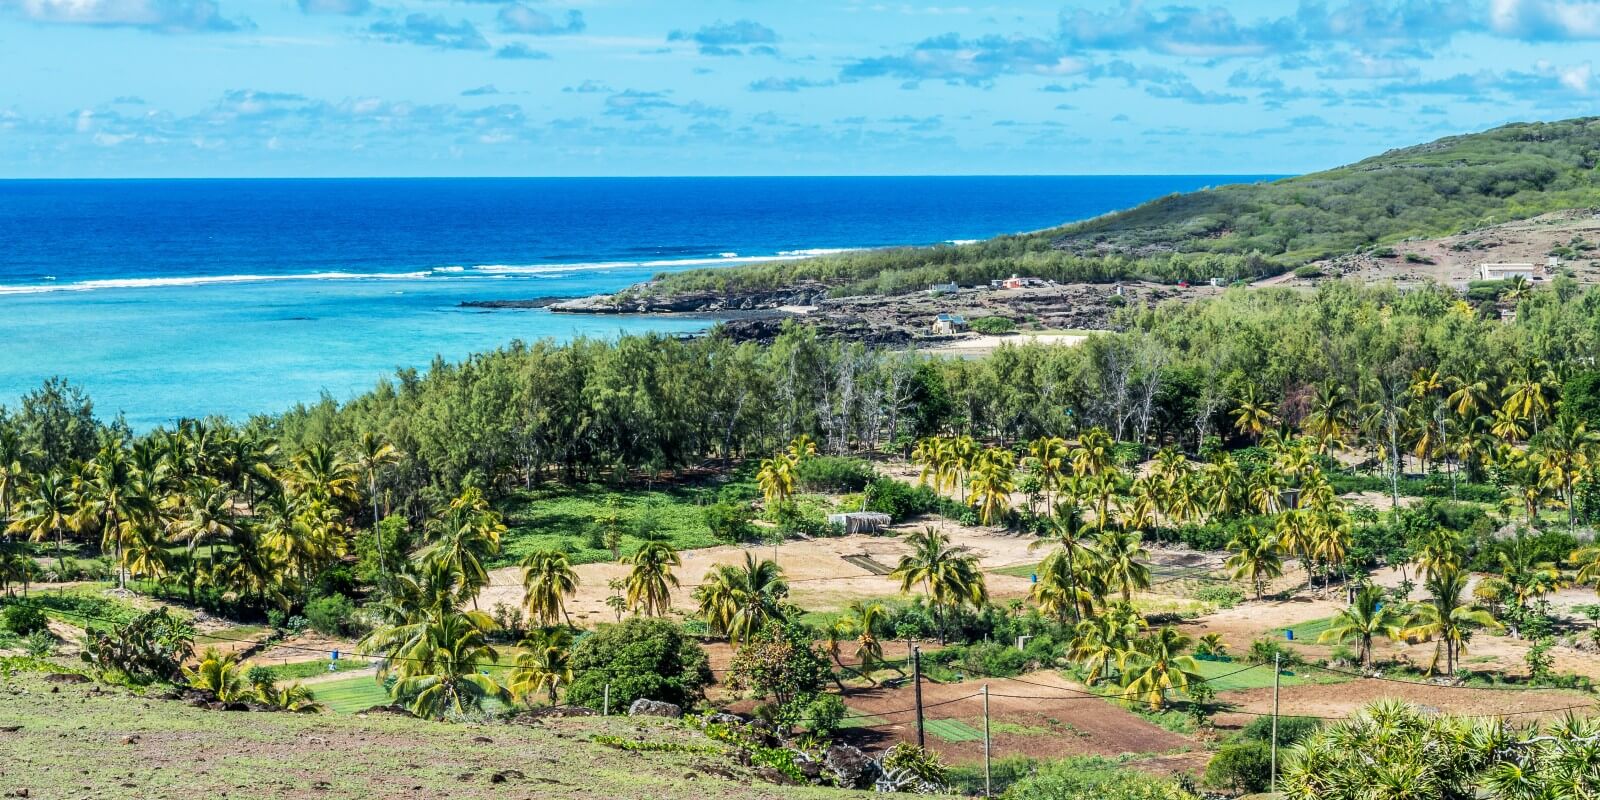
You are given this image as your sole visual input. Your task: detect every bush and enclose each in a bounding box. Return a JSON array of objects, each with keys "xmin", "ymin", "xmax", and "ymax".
[
  {"xmin": 970, "ymin": 316, "xmax": 1017, "ymax": 335},
  {"xmin": 1235, "ymin": 714, "xmax": 1321, "ymax": 746},
  {"xmin": 1, "ymin": 603, "xmax": 48, "ymax": 636},
  {"xmin": 795, "ymin": 456, "xmax": 876, "ymax": 493},
  {"xmin": 1403, "ymin": 252, "xmax": 1435, "ymax": 264},
  {"xmin": 1194, "ymin": 585, "xmax": 1243, "ymax": 609},
  {"xmin": 1292, "ymin": 265, "xmax": 1323, "ymax": 279},
  {"xmin": 1002, "ymin": 756, "xmax": 1196, "ymax": 800},
  {"xmin": 1204, "ymin": 740, "xmax": 1272, "ymax": 794},
  {"xmin": 565, "ymin": 617, "xmax": 712, "ymax": 712},
  {"xmin": 864, "ymin": 478, "xmax": 938, "ymax": 522},
  {"xmin": 304, "ymin": 594, "xmax": 360, "ymax": 638},
  {"xmin": 704, "ymin": 501, "xmax": 757, "ymax": 543},
  {"xmin": 81, "ymin": 607, "xmax": 194, "ymax": 684}
]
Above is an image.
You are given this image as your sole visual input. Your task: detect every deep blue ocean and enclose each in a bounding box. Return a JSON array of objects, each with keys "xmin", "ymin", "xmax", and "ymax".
[{"xmin": 0, "ymin": 176, "xmax": 1266, "ymax": 429}]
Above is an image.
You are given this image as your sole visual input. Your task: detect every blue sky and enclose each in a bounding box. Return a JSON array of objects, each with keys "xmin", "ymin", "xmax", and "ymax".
[{"xmin": 2, "ymin": 0, "xmax": 1599, "ymax": 177}]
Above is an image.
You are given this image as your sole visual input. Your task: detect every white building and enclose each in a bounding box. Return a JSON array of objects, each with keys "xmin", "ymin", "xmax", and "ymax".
[{"xmin": 1480, "ymin": 262, "xmax": 1538, "ymax": 281}]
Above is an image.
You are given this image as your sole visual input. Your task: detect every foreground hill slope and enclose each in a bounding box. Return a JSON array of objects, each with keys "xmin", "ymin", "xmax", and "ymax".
[
  {"xmin": 0, "ymin": 670, "xmax": 868, "ymax": 800},
  {"xmin": 644, "ymin": 117, "xmax": 1600, "ymax": 298}
]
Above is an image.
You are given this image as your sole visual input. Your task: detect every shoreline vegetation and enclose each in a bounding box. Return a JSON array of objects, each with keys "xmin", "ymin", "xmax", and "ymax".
[{"xmin": 12, "ymin": 117, "xmax": 1600, "ymax": 799}]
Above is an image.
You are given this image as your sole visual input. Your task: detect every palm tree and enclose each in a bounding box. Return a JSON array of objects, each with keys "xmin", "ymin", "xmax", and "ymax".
[
  {"xmin": 693, "ymin": 552, "xmax": 787, "ymax": 642},
  {"xmin": 1095, "ymin": 529, "xmax": 1150, "ymax": 604},
  {"xmin": 1232, "ymin": 388, "xmax": 1277, "ymax": 442},
  {"xmin": 967, "ymin": 448, "xmax": 1015, "ymax": 526},
  {"xmin": 1225, "ymin": 524, "xmax": 1283, "ymax": 601},
  {"xmin": 423, "ymin": 487, "xmax": 505, "ymax": 605},
  {"xmin": 520, "ymin": 549, "xmax": 579, "ymax": 627},
  {"xmin": 1412, "ymin": 527, "xmax": 1464, "ymax": 582},
  {"xmin": 1068, "ymin": 602, "xmax": 1143, "ymax": 685},
  {"xmin": 387, "ymin": 611, "xmax": 508, "ymax": 720},
  {"xmin": 842, "ymin": 600, "xmax": 894, "ymax": 677},
  {"xmin": 1318, "ymin": 584, "xmax": 1404, "ymax": 668},
  {"xmin": 785, "ymin": 434, "xmax": 818, "ymax": 462},
  {"xmin": 350, "ymin": 432, "xmax": 402, "ymax": 578},
  {"xmin": 625, "ymin": 539, "xmax": 680, "ymax": 617},
  {"xmin": 1202, "ymin": 454, "xmax": 1246, "ymax": 520},
  {"xmin": 184, "ymin": 647, "xmax": 253, "ymax": 703},
  {"xmin": 890, "ymin": 527, "xmax": 988, "ymax": 642},
  {"xmin": 8, "ymin": 471, "xmax": 77, "ymax": 572},
  {"xmin": 78, "ymin": 439, "xmax": 139, "ymax": 590},
  {"xmin": 1535, "ymin": 414, "xmax": 1597, "ymax": 531},
  {"xmin": 1120, "ymin": 626, "xmax": 1203, "ymax": 710},
  {"xmin": 509, "ymin": 628, "xmax": 574, "ymax": 706},
  {"xmin": 1302, "ymin": 383, "xmax": 1352, "ymax": 455},
  {"xmin": 756, "ymin": 454, "xmax": 797, "ymax": 511},
  {"xmin": 1071, "ymin": 428, "xmax": 1116, "ymax": 476},
  {"xmin": 1025, "ymin": 436, "xmax": 1070, "ymax": 510},
  {"xmin": 1402, "ymin": 567, "xmax": 1502, "ymax": 675}
]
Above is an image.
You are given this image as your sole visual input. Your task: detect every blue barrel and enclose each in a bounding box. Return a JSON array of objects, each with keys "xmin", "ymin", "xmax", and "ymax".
[{"xmin": 1285, "ymin": 630, "xmax": 1295, "ymax": 641}]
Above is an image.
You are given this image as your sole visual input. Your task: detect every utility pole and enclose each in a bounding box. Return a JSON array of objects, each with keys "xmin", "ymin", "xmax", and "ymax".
[
  {"xmin": 912, "ymin": 645, "xmax": 925, "ymax": 748},
  {"xmin": 981, "ymin": 684, "xmax": 992, "ymax": 798},
  {"xmin": 1270, "ymin": 652, "xmax": 1281, "ymax": 795},
  {"xmin": 603, "ymin": 683, "xmax": 611, "ymax": 716}
]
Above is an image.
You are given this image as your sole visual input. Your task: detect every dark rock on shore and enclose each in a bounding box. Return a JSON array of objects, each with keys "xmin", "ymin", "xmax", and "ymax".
[{"xmin": 460, "ymin": 297, "xmax": 576, "ymax": 309}]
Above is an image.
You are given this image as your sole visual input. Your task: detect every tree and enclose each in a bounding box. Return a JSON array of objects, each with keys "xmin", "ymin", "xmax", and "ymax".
[
  {"xmin": 1232, "ymin": 388, "xmax": 1277, "ymax": 442},
  {"xmin": 509, "ymin": 628, "xmax": 574, "ymax": 706},
  {"xmin": 1225, "ymin": 524, "xmax": 1283, "ymax": 601},
  {"xmin": 889, "ymin": 527, "xmax": 988, "ymax": 642},
  {"xmin": 625, "ymin": 539, "xmax": 680, "ymax": 617},
  {"xmin": 1534, "ymin": 414, "xmax": 1596, "ymax": 531},
  {"xmin": 422, "ymin": 487, "xmax": 504, "ymax": 605},
  {"xmin": 387, "ymin": 611, "xmax": 508, "ymax": 720},
  {"xmin": 8, "ymin": 471, "xmax": 77, "ymax": 572},
  {"xmin": 184, "ymin": 647, "xmax": 253, "ymax": 703},
  {"xmin": 564, "ymin": 617, "xmax": 712, "ymax": 711},
  {"xmin": 693, "ymin": 552, "xmax": 787, "ymax": 643},
  {"xmin": 1095, "ymin": 529, "xmax": 1151, "ymax": 604},
  {"xmin": 1119, "ymin": 626, "xmax": 1203, "ymax": 710},
  {"xmin": 349, "ymin": 432, "xmax": 402, "ymax": 579},
  {"xmin": 520, "ymin": 549, "xmax": 579, "ymax": 627},
  {"xmin": 967, "ymin": 447, "xmax": 1015, "ymax": 526},
  {"xmin": 756, "ymin": 454, "xmax": 797, "ymax": 510},
  {"xmin": 1317, "ymin": 584, "xmax": 1404, "ymax": 668},
  {"xmin": 1402, "ymin": 567, "xmax": 1502, "ymax": 675},
  {"xmin": 725, "ymin": 621, "xmax": 832, "ymax": 732}
]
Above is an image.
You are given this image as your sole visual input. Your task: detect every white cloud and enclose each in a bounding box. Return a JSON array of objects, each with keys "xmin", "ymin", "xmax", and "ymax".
[{"xmin": 2, "ymin": 0, "xmax": 249, "ymax": 32}]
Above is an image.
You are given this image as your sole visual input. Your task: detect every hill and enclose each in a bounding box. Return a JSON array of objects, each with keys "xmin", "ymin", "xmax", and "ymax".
[
  {"xmin": 0, "ymin": 667, "xmax": 869, "ymax": 800},
  {"xmin": 640, "ymin": 117, "xmax": 1600, "ymax": 299}
]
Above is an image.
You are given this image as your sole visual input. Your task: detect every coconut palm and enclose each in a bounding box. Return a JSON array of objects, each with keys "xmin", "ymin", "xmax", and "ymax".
[
  {"xmin": 785, "ymin": 434, "xmax": 818, "ymax": 462},
  {"xmin": 1403, "ymin": 567, "xmax": 1502, "ymax": 675},
  {"xmin": 1534, "ymin": 414, "xmax": 1597, "ymax": 531},
  {"xmin": 842, "ymin": 600, "xmax": 893, "ymax": 676},
  {"xmin": 520, "ymin": 549, "xmax": 579, "ymax": 627},
  {"xmin": 890, "ymin": 527, "xmax": 988, "ymax": 642},
  {"xmin": 350, "ymin": 432, "xmax": 402, "ymax": 577},
  {"xmin": 1095, "ymin": 529, "xmax": 1151, "ymax": 604},
  {"xmin": 756, "ymin": 454, "xmax": 797, "ymax": 510},
  {"xmin": 625, "ymin": 539, "xmax": 680, "ymax": 617},
  {"xmin": 1225, "ymin": 524, "xmax": 1283, "ymax": 601},
  {"xmin": 1025, "ymin": 436, "xmax": 1070, "ymax": 509},
  {"xmin": 1202, "ymin": 454, "xmax": 1247, "ymax": 520},
  {"xmin": 252, "ymin": 678, "xmax": 323, "ymax": 713},
  {"xmin": 1068, "ymin": 601, "xmax": 1143, "ymax": 685},
  {"xmin": 388, "ymin": 611, "xmax": 508, "ymax": 720},
  {"xmin": 1232, "ymin": 389, "xmax": 1277, "ymax": 442},
  {"xmin": 1318, "ymin": 584, "xmax": 1404, "ymax": 668},
  {"xmin": 77, "ymin": 440, "xmax": 140, "ymax": 589},
  {"xmin": 967, "ymin": 447, "xmax": 1015, "ymax": 526},
  {"xmin": 693, "ymin": 552, "xmax": 787, "ymax": 642},
  {"xmin": 509, "ymin": 628, "xmax": 574, "ymax": 706},
  {"xmin": 1071, "ymin": 427, "xmax": 1116, "ymax": 476},
  {"xmin": 422, "ymin": 487, "xmax": 505, "ymax": 604},
  {"xmin": 8, "ymin": 471, "xmax": 77, "ymax": 572},
  {"xmin": 184, "ymin": 647, "xmax": 253, "ymax": 703},
  {"xmin": 1120, "ymin": 626, "xmax": 1203, "ymax": 710}
]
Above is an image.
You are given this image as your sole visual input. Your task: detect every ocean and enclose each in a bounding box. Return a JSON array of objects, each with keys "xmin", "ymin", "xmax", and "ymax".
[{"xmin": 0, "ymin": 176, "xmax": 1266, "ymax": 429}]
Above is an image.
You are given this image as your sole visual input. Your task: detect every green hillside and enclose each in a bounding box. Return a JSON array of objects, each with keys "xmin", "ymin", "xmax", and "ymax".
[{"xmin": 647, "ymin": 117, "xmax": 1600, "ymax": 297}]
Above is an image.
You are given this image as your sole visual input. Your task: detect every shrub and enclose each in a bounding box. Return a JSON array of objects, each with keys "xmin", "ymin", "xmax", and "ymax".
[
  {"xmin": 1235, "ymin": 714, "xmax": 1321, "ymax": 746},
  {"xmin": 1001, "ymin": 756, "xmax": 1196, "ymax": 800},
  {"xmin": 970, "ymin": 316, "xmax": 1017, "ymax": 335},
  {"xmin": 24, "ymin": 629, "xmax": 55, "ymax": 658},
  {"xmin": 880, "ymin": 743, "xmax": 951, "ymax": 794},
  {"xmin": 2, "ymin": 603, "xmax": 48, "ymax": 635},
  {"xmin": 704, "ymin": 501, "xmax": 757, "ymax": 542},
  {"xmin": 304, "ymin": 594, "xmax": 360, "ymax": 638},
  {"xmin": 1245, "ymin": 637, "xmax": 1300, "ymax": 666},
  {"xmin": 1204, "ymin": 740, "xmax": 1272, "ymax": 794},
  {"xmin": 864, "ymin": 478, "xmax": 935, "ymax": 521},
  {"xmin": 795, "ymin": 456, "xmax": 876, "ymax": 493},
  {"xmin": 1194, "ymin": 585, "xmax": 1243, "ymax": 609},
  {"xmin": 1403, "ymin": 252, "xmax": 1435, "ymax": 264},
  {"xmin": 564, "ymin": 617, "xmax": 712, "ymax": 711},
  {"xmin": 81, "ymin": 607, "xmax": 194, "ymax": 684},
  {"xmin": 1292, "ymin": 265, "xmax": 1323, "ymax": 279}
]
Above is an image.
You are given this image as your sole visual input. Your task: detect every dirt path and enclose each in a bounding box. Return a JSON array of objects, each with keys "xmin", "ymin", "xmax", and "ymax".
[{"xmin": 1215, "ymin": 680, "xmax": 1594, "ymax": 726}]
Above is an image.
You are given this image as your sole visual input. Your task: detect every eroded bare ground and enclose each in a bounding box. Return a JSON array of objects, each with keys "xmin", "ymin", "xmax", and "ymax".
[{"xmin": 1269, "ymin": 208, "xmax": 1600, "ymax": 288}]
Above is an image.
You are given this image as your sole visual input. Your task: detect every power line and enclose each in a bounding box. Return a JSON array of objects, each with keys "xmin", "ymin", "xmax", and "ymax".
[{"xmin": 1298, "ymin": 661, "xmax": 1594, "ymax": 693}]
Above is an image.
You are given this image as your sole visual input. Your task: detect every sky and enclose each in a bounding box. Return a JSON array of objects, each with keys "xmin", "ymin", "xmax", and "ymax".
[{"xmin": 2, "ymin": 0, "xmax": 1600, "ymax": 177}]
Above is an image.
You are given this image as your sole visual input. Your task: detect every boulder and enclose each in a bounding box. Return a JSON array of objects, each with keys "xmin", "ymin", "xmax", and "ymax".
[
  {"xmin": 823, "ymin": 744, "xmax": 876, "ymax": 789},
  {"xmin": 43, "ymin": 673, "xmax": 89, "ymax": 685},
  {"xmin": 627, "ymin": 699, "xmax": 682, "ymax": 719}
]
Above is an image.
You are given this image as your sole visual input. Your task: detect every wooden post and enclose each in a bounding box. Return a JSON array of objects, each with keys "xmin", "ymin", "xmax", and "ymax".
[
  {"xmin": 1270, "ymin": 652, "xmax": 1281, "ymax": 794},
  {"xmin": 982, "ymin": 684, "xmax": 992, "ymax": 798},
  {"xmin": 603, "ymin": 683, "xmax": 611, "ymax": 716},
  {"xmin": 913, "ymin": 646, "xmax": 925, "ymax": 748}
]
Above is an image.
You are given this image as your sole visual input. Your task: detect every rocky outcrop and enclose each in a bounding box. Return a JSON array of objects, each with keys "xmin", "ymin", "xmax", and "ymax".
[
  {"xmin": 551, "ymin": 284, "xmax": 830, "ymax": 315},
  {"xmin": 627, "ymin": 699, "xmax": 682, "ymax": 718}
]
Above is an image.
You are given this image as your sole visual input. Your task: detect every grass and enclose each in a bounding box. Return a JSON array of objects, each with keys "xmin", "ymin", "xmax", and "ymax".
[
  {"xmin": 838, "ymin": 713, "xmax": 891, "ymax": 729},
  {"xmin": 310, "ymin": 673, "xmax": 393, "ymax": 713},
  {"xmin": 257, "ymin": 657, "xmax": 369, "ymax": 682},
  {"xmin": 990, "ymin": 561, "xmax": 1040, "ymax": 579},
  {"xmin": 923, "ymin": 718, "xmax": 984, "ymax": 742},
  {"xmin": 0, "ymin": 666, "xmax": 861, "ymax": 800},
  {"xmin": 1191, "ymin": 657, "xmax": 1339, "ymax": 691},
  {"xmin": 1272, "ymin": 616, "xmax": 1339, "ymax": 643}
]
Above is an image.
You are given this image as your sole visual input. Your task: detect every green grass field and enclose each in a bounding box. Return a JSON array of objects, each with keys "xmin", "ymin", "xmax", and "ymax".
[
  {"xmin": 924, "ymin": 718, "xmax": 984, "ymax": 742},
  {"xmin": 990, "ymin": 561, "xmax": 1040, "ymax": 579},
  {"xmin": 258, "ymin": 657, "xmax": 370, "ymax": 682},
  {"xmin": 1192, "ymin": 657, "xmax": 1339, "ymax": 691},
  {"xmin": 309, "ymin": 673, "xmax": 392, "ymax": 713},
  {"xmin": 1273, "ymin": 616, "xmax": 1338, "ymax": 643}
]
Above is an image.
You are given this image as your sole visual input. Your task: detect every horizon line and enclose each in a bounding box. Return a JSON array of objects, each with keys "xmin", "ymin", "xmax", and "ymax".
[{"xmin": 0, "ymin": 173, "xmax": 1292, "ymax": 182}]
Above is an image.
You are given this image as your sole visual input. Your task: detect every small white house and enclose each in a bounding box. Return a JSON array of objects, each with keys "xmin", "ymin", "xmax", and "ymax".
[
  {"xmin": 932, "ymin": 313, "xmax": 967, "ymax": 335},
  {"xmin": 1481, "ymin": 262, "xmax": 1537, "ymax": 281},
  {"xmin": 927, "ymin": 282, "xmax": 959, "ymax": 295}
]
